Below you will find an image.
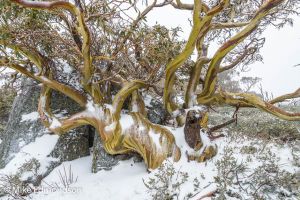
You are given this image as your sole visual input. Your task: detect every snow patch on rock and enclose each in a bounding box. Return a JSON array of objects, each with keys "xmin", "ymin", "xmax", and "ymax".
[
  {"xmin": 0, "ymin": 134, "xmax": 59, "ymax": 175},
  {"xmin": 21, "ymin": 112, "xmax": 40, "ymax": 122}
]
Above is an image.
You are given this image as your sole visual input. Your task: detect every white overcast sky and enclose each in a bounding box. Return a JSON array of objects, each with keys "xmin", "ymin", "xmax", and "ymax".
[{"xmin": 143, "ymin": 2, "xmax": 300, "ymax": 97}]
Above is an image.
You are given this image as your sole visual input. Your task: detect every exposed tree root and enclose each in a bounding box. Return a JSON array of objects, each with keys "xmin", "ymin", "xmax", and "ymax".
[
  {"xmin": 186, "ymin": 145, "xmax": 217, "ymax": 163},
  {"xmin": 102, "ymin": 112, "xmax": 181, "ymax": 170}
]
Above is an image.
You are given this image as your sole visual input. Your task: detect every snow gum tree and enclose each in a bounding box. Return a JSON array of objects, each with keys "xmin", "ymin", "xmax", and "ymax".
[{"xmin": 0, "ymin": 0, "xmax": 299, "ymax": 169}]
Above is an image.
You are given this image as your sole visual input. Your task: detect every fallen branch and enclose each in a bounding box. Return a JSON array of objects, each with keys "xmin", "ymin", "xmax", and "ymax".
[
  {"xmin": 197, "ymin": 189, "xmax": 217, "ymax": 200},
  {"xmin": 208, "ymin": 117, "xmax": 236, "ymax": 134}
]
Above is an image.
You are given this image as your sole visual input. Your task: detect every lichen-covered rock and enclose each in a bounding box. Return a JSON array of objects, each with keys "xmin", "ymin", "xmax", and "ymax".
[
  {"xmin": 0, "ymin": 79, "xmax": 44, "ymax": 168},
  {"xmin": 146, "ymin": 99, "xmax": 168, "ymax": 125},
  {"xmin": 50, "ymin": 128, "xmax": 90, "ymax": 162},
  {"xmin": 0, "ymin": 86, "xmax": 16, "ymax": 136},
  {"xmin": 91, "ymin": 130, "xmax": 143, "ymax": 173},
  {"xmin": 91, "ymin": 131, "xmax": 121, "ymax": 172}
]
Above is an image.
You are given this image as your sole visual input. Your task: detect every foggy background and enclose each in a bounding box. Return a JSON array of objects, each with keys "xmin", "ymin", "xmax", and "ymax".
[{"xmin": 144, "ymin": 3, "xmax": 300, "ymax": 97}]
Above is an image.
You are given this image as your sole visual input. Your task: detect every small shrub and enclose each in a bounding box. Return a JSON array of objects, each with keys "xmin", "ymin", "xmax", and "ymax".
[
  {"xmin": 0, "ymin": 158, "xmax": 42, "ymax": 199},
  {"xmin": 38, "ymin": 164, "xmax": 79, "ymax": 192},
  {"xmin": 240, "ymin": 145, "xmax": 257, "ymax": 154},
  {"xmin": 214, "ymin": 146, "xmax": 299, "ymax": 200},
  {"xmin": 55, "ymin": 164, "xmax": 78, "ymax": 189},
  {"xmin": 0, "ymin": 174, "xmax": 29, "ymax": 200},
  {"xmin": 143, "ymin": 161, "xmax": 201, "ymax": 200}
]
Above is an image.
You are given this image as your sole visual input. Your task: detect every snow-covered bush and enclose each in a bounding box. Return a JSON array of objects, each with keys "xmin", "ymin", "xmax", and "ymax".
[
  {"xmin": 214, "ymin": 146, "xmax": 299, "ymax": 199},
  {"xmin": 143, "ymin": 161, "xmax": 203, "ymax": 200},
  {"xmin": 0, "ymin": 158, "xmax": 41, "ymax": 199}
]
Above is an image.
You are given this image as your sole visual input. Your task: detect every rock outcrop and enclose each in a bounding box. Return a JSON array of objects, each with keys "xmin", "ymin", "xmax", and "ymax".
[
  {"xmin": 91, "ymin": 131, "xmax": 120, "ymax": 172},
  {"xmin": 91, "ymin": 129, "xmax": 143, "ymax": 173},
  {"xmin": 146, "ymin": 98, "xmax": 168, "ymax": 125},
  {"xmin": 0, "ymin": 79, "xmax": 91, "ymax": 180},
  {"xmin": 0, "ymin": 79, "xmax": 44, "ymax": 168}
]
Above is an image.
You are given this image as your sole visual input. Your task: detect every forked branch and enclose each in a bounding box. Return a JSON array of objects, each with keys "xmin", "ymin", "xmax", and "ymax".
[
  {"xmin": 217, "ymin": 90, "xmax": 300, "ymax": 121},
  {"xmin": 0, "ymin": 57, "xmax": 87, "ymax": 106},
  {"xmin": 11, "ymin": 0, "xmax": 93, "ymax": 91},
  {"xmin": 38, "ymin": 84, "xmax": 91, "ymax": 134},
  {"xmin": 197, "ymin": 0, "xmax": 286, "ymax": 104}
]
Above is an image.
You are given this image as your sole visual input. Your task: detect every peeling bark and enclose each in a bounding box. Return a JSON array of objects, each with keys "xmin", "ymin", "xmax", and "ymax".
[
  {"xmin": 89, "ymin": 109, "xmax": 181, "ymax": 170},
  {"xmin": 2, "ymin": 0, "xmax": 299, "ymax": 171},
  {"xmin": 184, "ymin": 110, "xmax": 203, "ymax": 150}
]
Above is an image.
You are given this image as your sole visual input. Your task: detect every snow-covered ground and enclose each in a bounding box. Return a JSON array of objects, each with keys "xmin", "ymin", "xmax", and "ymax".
[
  {"xmin": 0, "ymin": 108, "xmax": 299, "ymax": 200},
  {"xmin": 0, "ymin": 122, "xmax": 299, "ymax": 200},
  {"xmin": 0, "ymin": 134, "xmax": 59, "ymax": 177}
]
